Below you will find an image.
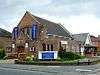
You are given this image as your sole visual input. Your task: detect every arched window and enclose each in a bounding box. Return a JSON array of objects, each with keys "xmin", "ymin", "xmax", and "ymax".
[{"xmin": 32, "ymin": 25, "xmax": 38, "ymax": 40}]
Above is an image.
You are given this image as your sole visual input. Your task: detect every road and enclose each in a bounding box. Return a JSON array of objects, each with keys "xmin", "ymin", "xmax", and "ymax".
[{"xmin": 0, "ymin": 64, "xmax": 100, "ymax": 75}]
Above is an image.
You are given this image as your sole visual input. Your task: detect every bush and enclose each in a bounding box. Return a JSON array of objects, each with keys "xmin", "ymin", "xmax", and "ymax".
[
  {"xmin": 0, "ymin": 48, "xmax": 5, "ymax": 59},
  {"xmin": 26, "ymin": 56, "xmax": 33, "ymax": 61},
  {"xmin": 65, "ymin": 52, "xmax": 83, "ymax": 60},
  {"xmin": 58, "ymin": 49, "xmax": 66, "ymax": 59},
  {"xmin": 26, "ymin": 55, "xmax": 34, "ymax": 61},
  {"xmin": 58, "ymin": 51, "xmax": 84, "ymax": 61},
  {"xmin": 56, "ymin": 57, "xmax": 62, "ymax": 61}
]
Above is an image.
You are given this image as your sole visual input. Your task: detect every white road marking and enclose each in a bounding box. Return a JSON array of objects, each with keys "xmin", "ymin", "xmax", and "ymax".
[
  {"xmin": 47, "ymin": 66, "xmax": 61, "ymax": 68},
  {"xmin": 76, "ymin": 69, "xmax": 92, "ymax": 72},
  {"xmin": 87, "ymin": 74, "xmax": 97, "ymax": 75}
]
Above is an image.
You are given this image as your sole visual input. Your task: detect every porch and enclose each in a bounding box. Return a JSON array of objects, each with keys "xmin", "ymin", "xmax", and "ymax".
[{"xmin": 84, "ymin": 45, "xmax": 97, "ymax": 57}]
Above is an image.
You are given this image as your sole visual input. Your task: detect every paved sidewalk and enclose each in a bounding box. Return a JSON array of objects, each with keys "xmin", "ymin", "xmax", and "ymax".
[{"xmin": 0, "ymin": 59, "xmax": 15, "ymax": 64}]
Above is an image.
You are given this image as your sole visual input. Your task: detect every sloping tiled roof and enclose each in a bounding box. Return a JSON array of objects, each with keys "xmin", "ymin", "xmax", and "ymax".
[
  {"xmin": 33, "ymin": 15, "xmax": 72, "ymax": 38},
  {"xmin": 72, "ymin": 33, "xmax": 89, "ymax": 44},
  {"xmin": 25, "ymin": 11, "xmax": 72, "ymax": 38},
  {"xmin": 0, "ymin": 28, "xmax": 11, "ymax": 37}
]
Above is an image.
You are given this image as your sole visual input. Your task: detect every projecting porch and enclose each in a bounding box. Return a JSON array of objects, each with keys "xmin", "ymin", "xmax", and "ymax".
[{"xmin": 84, "ymin": 45, "xmax": 97, "ymax": 57}]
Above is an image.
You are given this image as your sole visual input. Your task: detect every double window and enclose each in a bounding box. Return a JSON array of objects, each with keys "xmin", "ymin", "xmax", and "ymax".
[
  {"xmin": 42, "ymin": 43, "xmax": 53, "ymax": 51},
  {"xmin": 30, "ymin": 47, "xmax": 36, "ymax": 52}
]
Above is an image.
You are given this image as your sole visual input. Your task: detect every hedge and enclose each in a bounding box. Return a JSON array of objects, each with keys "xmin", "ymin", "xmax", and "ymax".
[
  {"xmin": 58, "ymin": 51, "xmax": 84, "ymax": 61},
  {"xmin": 0, "ymin": 48, "xmax": 5, "ymax": 59}
]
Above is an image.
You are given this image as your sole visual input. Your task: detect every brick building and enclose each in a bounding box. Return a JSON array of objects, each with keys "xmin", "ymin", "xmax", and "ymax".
[
  {"xmin": 73, "ymin": 33, "xmax": 96, "ymax": 57},
  {"xmin": 72, "ymin": 33, "xmax": 100, "ymax": 57},
  {"xmin": 91, "ymin": 35, "xmax": 100, "ymax": 56},
  {"xmin": 11, "ymin": 11, "xmax": 73, "ymax": 60}
]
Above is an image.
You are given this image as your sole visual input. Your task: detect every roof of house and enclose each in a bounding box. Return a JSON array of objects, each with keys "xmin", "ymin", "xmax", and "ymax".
[
  {"xmin": 27, "ymin": 11, "xmax": 72, "ymax": 38},
  {"xmin": 0, "ymin": 28, "xmax": 11, "ymax": 37},
  {"xmin": 72, "ymin": 33, "xmax": 89, "ymax": 44}
]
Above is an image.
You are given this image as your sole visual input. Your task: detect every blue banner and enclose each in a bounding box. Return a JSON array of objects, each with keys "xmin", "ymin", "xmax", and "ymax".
[
  {"xmin": 32, "ymin": 24, "xmax": 38, "ymax": 40},
  {"xmin": 12, "ymin": 29, "xmax": 15, "ymax": 40},
  {"xmin": 12, "ymin": 27, "xmax": 20, "ymax": 40},
  {"xmin": 42, "ymin": 52, "xmax": 54, "ymax": 59}
]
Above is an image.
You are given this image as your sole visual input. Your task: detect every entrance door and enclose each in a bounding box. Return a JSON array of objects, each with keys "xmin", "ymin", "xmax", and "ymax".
[
  {"xmin": 17, "ymin": 46, "xmax": 25, "ymax": 53},
  {"xmin": 17, "ymin": 46, "xmax": 26, "ymax": 60}
]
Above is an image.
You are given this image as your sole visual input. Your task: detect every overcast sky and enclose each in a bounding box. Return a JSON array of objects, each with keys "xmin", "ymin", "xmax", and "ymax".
[{"xmin": 0, "ymin": 0, "xmax": 100, "ymax": 36}]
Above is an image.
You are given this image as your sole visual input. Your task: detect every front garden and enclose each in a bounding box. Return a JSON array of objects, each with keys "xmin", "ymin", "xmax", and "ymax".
[{"xmin": 15, "ymin": 50, "xmax": 87, "ymax": 65}]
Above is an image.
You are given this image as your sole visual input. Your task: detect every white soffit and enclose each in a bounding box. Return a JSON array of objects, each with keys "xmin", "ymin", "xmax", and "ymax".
[{"xmin": 61, "ymin": 41, "xmax": 68, "ymax": 44}]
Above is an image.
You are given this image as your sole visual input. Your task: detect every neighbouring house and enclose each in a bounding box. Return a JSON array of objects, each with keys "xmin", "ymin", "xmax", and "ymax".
[
  {"xmin": 90, "ymin": 35, "xmax": 98, "ymax": 47},
  {"xmin": 73, "ymin": 33, "xmax": 97, "ymax": 57},
  {"xmin": 69, "ymin": 38, "xmax": 81, "ymax": 55},
  {"xmin": 91, "ymin": 35, "xmax": 100, "ymax": 56},
  {"xmin": 97, "ymin": 35, "xmax": 100, "ymax": 55},
  {"xmin": 0, "ymin": 28, "xmax": 12, "ymax": 56},
  {"xmin": 10, "ymin": 11, "xmax": 73, "ymax": 60}
]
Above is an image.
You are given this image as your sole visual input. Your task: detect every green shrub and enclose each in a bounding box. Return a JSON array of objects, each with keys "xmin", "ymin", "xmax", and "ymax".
[
  {"xmin": 58, "ymin": 51, "xmax": 84, "ymax": 61},
  {"xmin": 56, "ymin": 57, "xmax": 62, "ymax": 61},
  {"xmin": 65, "ymin": 52, "xmax": 83, "ymax": 60},
  {"xmin": 26, "ymin": 54, "xmax": 37, "ymax": 61},
  {"xmin": 0, "ymin": 48, "xmax": 5, "ymax": 59},
  {"xmin": 58, "ymin": 49, "xmax": 66, "ymax": 59}
]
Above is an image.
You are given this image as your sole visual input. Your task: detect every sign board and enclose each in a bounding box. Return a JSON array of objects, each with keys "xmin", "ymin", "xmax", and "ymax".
[{"xmin": 38, "ymin": 51, "xmax": 58, "ymax": 60}]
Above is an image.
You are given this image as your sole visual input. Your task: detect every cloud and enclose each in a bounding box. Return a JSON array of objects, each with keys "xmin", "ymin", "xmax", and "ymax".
[
  {"xmin": 34, "ymin": 0, "xmax": 100, "ymax": 17},
  {"xmin": 0, "ymin": 16, "xmax": 22, "ymax": 32},
  {"xmin": 0, "ymin": 0, "xmax": 52, "ymax": 32},
  {"xmin": 0, "ymin": 0, "xmax": 52, "ymax": 18},
  {"xmin": 65, "ymin": 14, "xmax": 100, "ymax": 36},
  {"xmin": 33, "ymin": 13, "xmax": 100, "ymax": 36},
  {"xmin": 1, "ymin": 0, "xmax": 52, "ymax": 7},
  {"xmin": 0, "ymin": 0, "xmax": 53, "ymax": 24},
  {"xmin": 0, "ymin": 0, "xmax": 100, "ymax": 36}
]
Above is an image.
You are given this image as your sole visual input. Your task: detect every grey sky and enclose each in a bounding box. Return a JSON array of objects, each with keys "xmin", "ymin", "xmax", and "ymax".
[{"xmin": 0, "ymin": 0, "xmax": 100, "ymax": 36}]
